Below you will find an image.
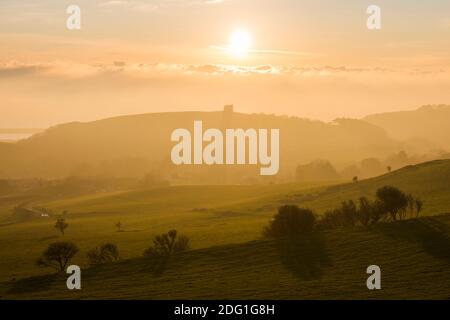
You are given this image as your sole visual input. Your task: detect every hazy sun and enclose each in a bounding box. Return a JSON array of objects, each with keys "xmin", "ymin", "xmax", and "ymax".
[{"xmin": 228, "ymin": 30, "xmax": 251, "ymax": 57}]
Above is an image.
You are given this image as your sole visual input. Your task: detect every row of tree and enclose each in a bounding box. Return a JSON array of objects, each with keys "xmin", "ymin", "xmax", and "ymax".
[
  {"xmin": 36, "ymin": 230, "xmax": 189, "ymax": 273},
  {"xmin": 319, "ymin": 186, "xmax": 423, "ymax": 229},
  {"xmin": 264, "ymin": 186, "xmax": 424, "ymax": 238}
]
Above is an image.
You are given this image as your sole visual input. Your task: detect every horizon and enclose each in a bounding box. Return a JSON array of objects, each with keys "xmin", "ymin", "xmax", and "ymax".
[{"xmin": 0, "ymin": 104, "xmax": 441, "ymax": 130}]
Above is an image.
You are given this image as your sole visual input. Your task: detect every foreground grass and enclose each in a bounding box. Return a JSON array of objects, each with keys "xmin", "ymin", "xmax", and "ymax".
[{"xmin": 1, "ymin": 214, "xmax": 449, "ymax": 299}]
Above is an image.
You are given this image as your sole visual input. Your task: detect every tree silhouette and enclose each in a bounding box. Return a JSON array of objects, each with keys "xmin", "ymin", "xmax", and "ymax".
[
  {"xmin": 264, "ymin": 205, "xmax": 316, "ymax": 238},
  {"xmin": 376, "ymin": 186, "xmax": 408, "ymax": 221},
  {"xmin": 415, "ymin": 199, "xmax": 423, "ymax": 218},
  {"xmin": 115, "ymin": 222, "xmax": 123, "ymax": 232},
  {"xmin": 36, "ymin": 242, "xmax": 79, "ymax": 272},
  {"xmin": 55, "ymin": 218, "xmax": 68, "ymax": 236},
  {"xmin": 87, "ymin": 243, "xmax": 120, "ymax": 265},
  {"xmin": 143, "ymin": 230, "xmax": 190, "ymax": 259}
]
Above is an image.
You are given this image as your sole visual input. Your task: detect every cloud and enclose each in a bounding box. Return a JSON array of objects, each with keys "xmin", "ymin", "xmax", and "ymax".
[
  {"xmin": 2, "ymin": 59, "xmax": 450, "ymax": 128},
  {"xmin": 1, "ymin": 61, "xmax": 448, "ymax": 81}
]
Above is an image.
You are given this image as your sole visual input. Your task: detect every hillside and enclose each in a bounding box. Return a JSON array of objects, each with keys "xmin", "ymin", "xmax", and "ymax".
[
  {"xmin": 364, "ymin": 105, "xmax": 450, "ymax": 151},
  {"xmin": 0, "ymin": 160, "xmax": 449, "ymax": 284},
  {"xmin": 1, "ymin": 214, "xmax": 449, "ymax": 299},
  {"xmin": 0, "ymin": 110, "xmax": 402, "ymax": 181}
]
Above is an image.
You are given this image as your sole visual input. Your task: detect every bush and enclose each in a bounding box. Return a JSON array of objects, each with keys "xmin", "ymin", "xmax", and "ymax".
[
  {"xmin": 36, "ymin": 242, "xmax": 79, "ymax": 272},
  {"xmin": 376, "ymin": 186, "xmax": 408, "ymax": 221},
  {"xmin": 87, "ymin": 243, "xmax": 120, "ymax": 265},
  {"xmin": 357, "ymin": 197, "xmax": 386, "ymax": 226},
  {"xmin": 143, "ymin": 230, "xmax": 190, "ymax": 259},
  {"xmin": 264, "ymin": 205, "xmax": 316, "ymax": 238},
  {"xmin": 317, "ymin": 201, "xmax": 357, "ymax": 230}
]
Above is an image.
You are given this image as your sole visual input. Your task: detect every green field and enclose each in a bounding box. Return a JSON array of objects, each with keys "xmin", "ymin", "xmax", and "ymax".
[
  {"xmin": 1, "ymin": 214, "xmax": 449, "ymax": 299},
  {"xmin": 0, "ymin": 160, "xmax": 449, "ymax": 299}
]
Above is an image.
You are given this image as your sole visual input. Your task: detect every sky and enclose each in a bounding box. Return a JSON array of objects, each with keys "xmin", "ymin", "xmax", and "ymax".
[{"xmin": 1, "ymin": 0, "xmax": 450, "ymax": 128}]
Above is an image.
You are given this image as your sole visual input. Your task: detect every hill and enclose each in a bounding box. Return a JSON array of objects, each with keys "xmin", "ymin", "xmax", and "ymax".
[
  {"xmin": 364, "ymin": 105, "xmax": 450, "ymax": 151},
  {"xmin": 0, "ymin": 109, "xmax": 402, "ymax": 182},
  {"xmin": 0, "ymin": 159, "xmax": 449, "ymax": 284},
  {"xmin": 1, "ymin": 214, "xmax": 449, "ymax": 299}
]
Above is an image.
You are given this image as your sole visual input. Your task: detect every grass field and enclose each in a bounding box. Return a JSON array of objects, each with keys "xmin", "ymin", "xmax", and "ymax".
[
  {"xmin": 0, "ymin": 159, "xmax": 449, "ymax": 298},
  {"xmin": 1, "ymin": 214, "xmax": 449, "ymax": 299}
]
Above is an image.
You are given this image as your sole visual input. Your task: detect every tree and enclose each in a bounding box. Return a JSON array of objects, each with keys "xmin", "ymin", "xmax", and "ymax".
[
  {"xmin": 318, "ymin": 201, "xmax": 357, "ymax": 229},
  {"xmin": 36, "ymin": 242, "xmax": 79, "ymax": 272},
  {"xmin": 406, "ymin": 194, "xmax": 424, "ymax": 219},
  {"xmin": 87, "ymin": 243, "xmax": 120, "ymax": 265},
  {"xmin": 55, "ymin": 218, "xmax": 68, "ymax": 235},
  {"xmin": 387, "ymin": 166, "xmax": 392, "ymax": 173},
  {"xmin": 173, "ymin": 235, "xmax": 190, "ymax": 254},
  {"xmin": 376, "ymin": 186, "xmax": 408, "ymax": 221},
  {"xmin": 296, "ymin": 160, "xmax": 340, "ymax": 182},
  {"xmin": 357, "ymin": 197, "xmax": 386, "ymax": 226},
  {"xmin": 143, "ymin": 230, "xmax": 190, "ymax": 259},
  {"xmin": 264, "ymin": 205, "xmax": 316, "ymax": 238},
  {"xmin": 340, "ymin": 200, "xmax": 357, "ymax": 228},
  {"xmin": 357, "ymin": 197, "xmax": 372, "ymax": 227},
  {"xmin": 115, "ymin": 222, "xmax": 123, "ymax": 232},
  {"xmin": 352, "ymin": 176, "xmax": 358, "ymax": 183},
  {"xmin": 415, "ymin": 199, "xmax": 423, "ymax": 218}
]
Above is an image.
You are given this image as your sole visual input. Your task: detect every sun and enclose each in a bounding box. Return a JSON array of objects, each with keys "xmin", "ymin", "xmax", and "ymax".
[{"xmin": 228, "ymin": 29, "xmax": 251, "ymax": 57}]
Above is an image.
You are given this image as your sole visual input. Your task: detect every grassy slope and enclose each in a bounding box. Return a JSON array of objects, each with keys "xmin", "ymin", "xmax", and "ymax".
[
  {"xmin": 0, "ymin": 160, "xmax": 449, "ymax": 287},
  {"xmin": 0, "ymin": 182, "xmax": 328, "ymax": 281},
  {"xmin": 1, "ymin": 214, "xmax": 449, "ymax": 299}
]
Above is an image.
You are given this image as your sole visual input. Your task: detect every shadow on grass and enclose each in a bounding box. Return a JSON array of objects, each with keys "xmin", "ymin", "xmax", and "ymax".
[
  {"xmin": 38, "ymin": 235, "xmax": 59, "ymax": 242},
  {"xmin": 276, "ymin": 232, "xmax": 332, "ymax": 280},
  {"xmin": 140, "ymin": 256, "xmax": 170, "ymax": 277},
  {"xmin": 376, "ymin": 217, "xmax": 450, "ymax": 262},
  {"xmin": 7, "ymin": 273, "xmax": 60, "ymax": 294}
]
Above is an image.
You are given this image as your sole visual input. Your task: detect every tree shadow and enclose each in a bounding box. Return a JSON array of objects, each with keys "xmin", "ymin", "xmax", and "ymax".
[
  {"xmin": 38, "ymin": 235, "xmax": 59, "ymax": 242},
  {"xmin": 375, "ymin": 217, "xmax": 450, "ymax": 262},
  {"xmin": 7, "ymin": 273, "xmax": 60, "ymax": 294},
  {"xmin": 140, "ymin": 256, "xmax": 170, "ymax": 277},
  {"xmin": 276, "ymin": 232, "xmax": 332, "ymax": 280}
]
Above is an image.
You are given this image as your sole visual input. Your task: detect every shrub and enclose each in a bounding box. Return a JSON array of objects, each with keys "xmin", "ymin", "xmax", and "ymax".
[
  {"xmin": 376, "ymin": 186, "xmax": 408, "ymax": 221},
  {"xmin": 317, "ymin": 201, "xmax": 357, "ymax": 229},
  {"xmin": 87, "ymin": 243, "xmax": 120, "ymax": 265},
  {"xmin": 264, "ymin": 205, "xmax": 316, "ymax": 238},
  {"xmin": 340, "ymin": 200, "xmax": 358, "ymax": 227},
  {"xmin": 143, "ymin": 230, "xmax": 190, "ymax": 259}
]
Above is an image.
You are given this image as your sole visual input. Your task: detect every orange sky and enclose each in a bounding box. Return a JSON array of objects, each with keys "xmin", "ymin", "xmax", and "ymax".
[{"xmin": 1, "ymin": 0, "xmax": 450, "ymax": 127}]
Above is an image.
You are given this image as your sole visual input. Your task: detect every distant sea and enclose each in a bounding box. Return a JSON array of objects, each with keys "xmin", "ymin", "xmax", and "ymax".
[{"xmin": 0, "ymin": 133, "xmax": 36, "ymax": 142}]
